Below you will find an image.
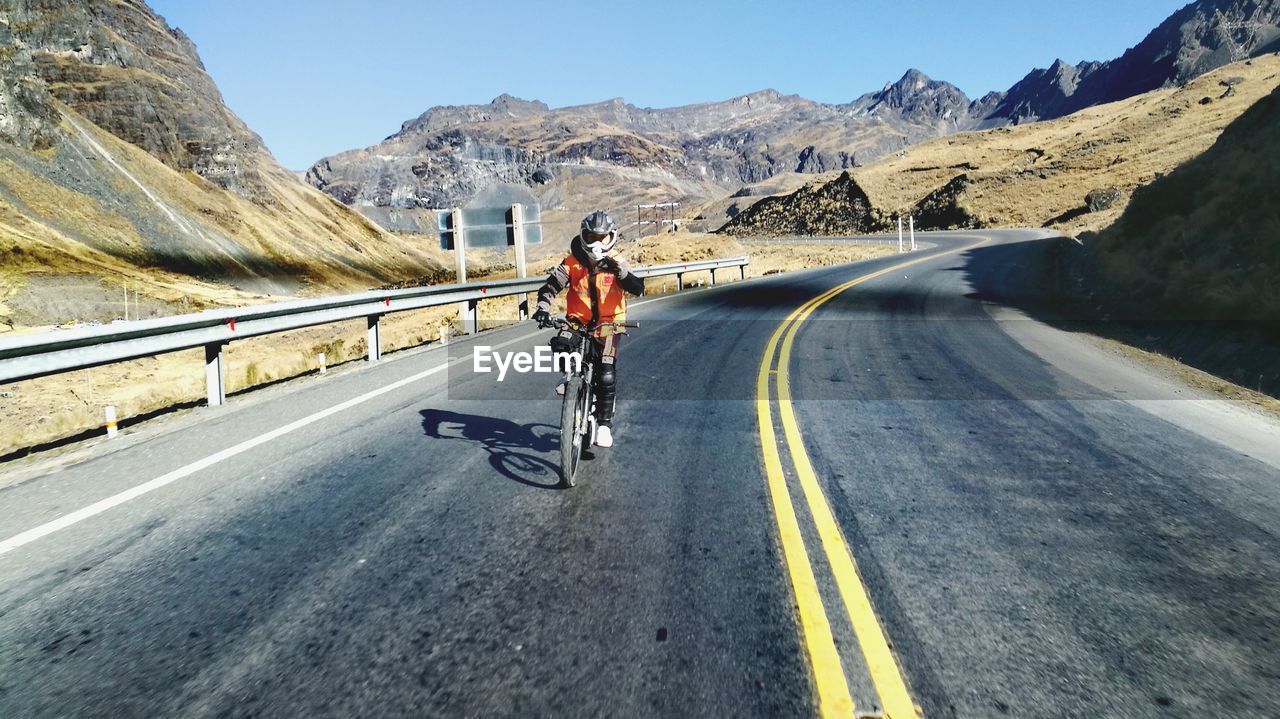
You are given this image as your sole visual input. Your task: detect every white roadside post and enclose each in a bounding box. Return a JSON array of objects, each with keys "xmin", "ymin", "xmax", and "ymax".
[
  {"xmin": 104, "ymin": 405, "xmax": 118, "ymax": 438},
  {"xmin": 366, "ymin": 313, "xmax": 382, "ymax": 362},
  {"xmin": 205, "ymin": 342, "xmax": 226, "ymax": 407},
  {"xmin": 909, "ymin": 215, "xmax": 916, "ymax": 251},
  {"xmin": 318, "ymin": 352, "xmax": 327, "ymax": 374},
  {"xmin": 898, "ymin": 215, "xmax": 904, "ymax": 253}
]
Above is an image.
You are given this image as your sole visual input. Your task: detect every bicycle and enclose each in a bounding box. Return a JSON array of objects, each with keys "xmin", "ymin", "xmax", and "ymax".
[{"xmin": 537, "ymin": 316, "xmax": 637, "ymax": 487}]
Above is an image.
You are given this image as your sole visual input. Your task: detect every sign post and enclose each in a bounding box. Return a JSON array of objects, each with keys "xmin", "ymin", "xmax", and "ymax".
[
  {"xmin": 439, "ymin": 202, "xmax": 542, "ymax": 332},
  {"xmin": 512, "ymin": 203, "xmax": 530, "ymax": 320},
  {"xmin": 449, "ymin": 207, "xmax": 476, "ymax": 333},
  {"xmin": 511, "ymin": 203, "xmax": 527, "ymax": 279}
]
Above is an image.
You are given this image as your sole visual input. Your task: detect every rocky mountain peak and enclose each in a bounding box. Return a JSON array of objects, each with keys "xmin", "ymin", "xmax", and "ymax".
[
  {"xmin": 891, "ymin": 68, "xmax": 932, "ymax": 93},
  {"xmin": 6, "ymin": 0, "xmax": 274, "ymax": 199},
  {"xmin": 848, "ymin": 69, "xmax": 974, "ymax": 130},
  {"xmin": 488, "ymin": 93, "xmax": 549, "ymax": 113},
  {"xmin": 981, "ymin": 0, "xmax": 1280, "ymax": 126},
  {"xmin": 859, "ymin": 69, "xmax": 967, "ymax": 110},
  {"xmin": 734, "ymin": 89, "xmax": 785, "ymax": 106}
]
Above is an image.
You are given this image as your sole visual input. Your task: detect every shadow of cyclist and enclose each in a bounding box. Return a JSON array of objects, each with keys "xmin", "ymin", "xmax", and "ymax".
[{"xmin": 420, "ymin": 409, "xmax": 563, "ymax": 489}]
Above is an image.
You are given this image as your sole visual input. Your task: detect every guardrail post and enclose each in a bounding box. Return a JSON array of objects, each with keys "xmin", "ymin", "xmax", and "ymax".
[
  {"xmin": 463, "ymin": 298, "xmax": 479, "ymax": 335},
  {"xmin": 740, "ymin": 263, "xmax": 747, "ymax": 280},
  {"xmin": 676, "ymin": 273, "xmax": 684, "ymax": 291},
  {"xmin": 204, "ymin": 342, "xmax": 226, "ymax": 407},
  {"xmin": 367, "ymin": 314, "xmax": 382, "ymax": 362},
  {"xmin": 709, "ymin": 268, "xmax": 717, "ymax": 286}
]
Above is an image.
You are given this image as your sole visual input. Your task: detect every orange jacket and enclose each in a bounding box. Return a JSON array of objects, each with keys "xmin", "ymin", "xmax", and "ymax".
[
  {"xmin": 536, "ymin": 236, "xmax": 645, "ymax": 333},
  {"xmin": 563, "ymin": 253, "xmax": 627, "ymax": 326}
]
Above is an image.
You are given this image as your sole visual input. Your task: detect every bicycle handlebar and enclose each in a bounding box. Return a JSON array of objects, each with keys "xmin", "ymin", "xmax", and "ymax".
[{"xmin": 538, "ymin": 316, "xmax": 638, "ymax": 332}]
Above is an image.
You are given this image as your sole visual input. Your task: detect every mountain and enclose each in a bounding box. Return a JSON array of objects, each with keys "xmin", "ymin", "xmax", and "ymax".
[
  {"xmin": 712, "ymin": 56, "xmax": 1280, "ymax": 239},
  {"xmin": 845, "ymin": 68, "xmax": 980, "ymax": 133},
  {"xmin": 982, "ymin": 59, "xmax": 1106, "ymax": 125},
  {"xmin": 12, "ymin": 0, "xmax": 271, "ymax": 200},
  {"xmin": 983, "ymin": 0, "xmax": 1280, "ymax": 125},
  {"xmin": 0, "ymin": 0, "xmax": 445, "ymax": 331},
  {"xmin": 304, "ymin": 0, "xmax": 1280, "ymax": 230},
  {"xmin": 304, "ymin": 72, "xmax": 976, "ymax": 233}
]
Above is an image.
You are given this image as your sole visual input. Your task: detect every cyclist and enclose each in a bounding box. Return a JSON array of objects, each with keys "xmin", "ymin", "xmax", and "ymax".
[{"xmin": 532, "ymin": 210, "xmax": 644, "ymax": 448}]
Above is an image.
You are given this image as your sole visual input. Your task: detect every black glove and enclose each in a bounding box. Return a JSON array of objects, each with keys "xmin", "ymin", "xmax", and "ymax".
[
  {"xmin": 599, "ymin": 256, "xmax": 630, "ymax": 278},
  {"xmin": 532, "ymin": 308, "xmax": 551, "ymax": 327}
]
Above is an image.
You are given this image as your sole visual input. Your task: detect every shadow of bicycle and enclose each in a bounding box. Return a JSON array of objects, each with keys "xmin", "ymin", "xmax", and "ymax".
[{"xmin": 420, "ymin": 409, "xmax": 563, "ymax": 489}]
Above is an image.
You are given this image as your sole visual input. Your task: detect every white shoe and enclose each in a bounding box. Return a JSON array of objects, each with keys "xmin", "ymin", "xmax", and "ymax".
[
  {"xmin": 595, "ymin": 425, "xmax": 613, "ymax": 448},
  {"xmin": 554, "ymin": 381, "xmax": 566, "ymax": 396}
]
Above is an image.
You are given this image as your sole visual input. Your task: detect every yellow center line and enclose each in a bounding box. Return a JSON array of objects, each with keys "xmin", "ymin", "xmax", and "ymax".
[{"xmin": 757, "ymin": 238, "xmax": 989, "ymax": 718}]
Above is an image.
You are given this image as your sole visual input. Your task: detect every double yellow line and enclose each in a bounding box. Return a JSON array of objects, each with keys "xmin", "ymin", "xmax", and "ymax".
[{"xmin": 755, "ymin": 239, "xmax": 987, "ymax": 718}]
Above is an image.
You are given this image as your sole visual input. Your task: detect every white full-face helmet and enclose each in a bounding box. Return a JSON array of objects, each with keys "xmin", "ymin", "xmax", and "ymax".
[{"xmin": 580, "ymin": 210, "xmax": 618, "ymax": 261}]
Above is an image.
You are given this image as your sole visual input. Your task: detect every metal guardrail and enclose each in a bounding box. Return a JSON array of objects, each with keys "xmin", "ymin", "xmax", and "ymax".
[{"xmin": 0, "ymin": 256, "xmax": 749, "ymax": 407}]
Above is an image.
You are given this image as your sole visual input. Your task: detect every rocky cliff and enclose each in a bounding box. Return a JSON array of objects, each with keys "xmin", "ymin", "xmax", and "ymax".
[
  {"xmin": 8, "ymin": 0, "xmax": 276, "ymax": 200},
  {"xmin": 982, "ymin": 0, "xmax": 1280, "ymax": 126},
  {"xmin": 0, "ymin": 0, "xmax": 445, "ymax": 329}
]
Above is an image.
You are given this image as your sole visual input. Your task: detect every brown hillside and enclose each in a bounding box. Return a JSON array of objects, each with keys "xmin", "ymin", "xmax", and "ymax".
[
  {"xmin": 708, "ymin": 56, "xmax": 1280, "ymax": 236},
  {"xmin": 855, "ymin": 56, "xmax": 1280, "ymax": 233}
]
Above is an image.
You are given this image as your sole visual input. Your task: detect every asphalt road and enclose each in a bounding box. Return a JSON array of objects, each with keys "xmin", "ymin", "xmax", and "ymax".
[{"xmin": 1, "ymin": 230, "xmax": 1277, "ymax": 718}]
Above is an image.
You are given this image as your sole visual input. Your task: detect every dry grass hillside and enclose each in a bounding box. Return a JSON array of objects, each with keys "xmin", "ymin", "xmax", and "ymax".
[
  {"xmin": 1095, "ymin": 81, "xmax": 1280, "ymax": 323},
  {"xmin": 855, "ymin": 56, "xmax": 1280, "ymax": 233},
  {"xmin": 0, "ymin": 102, "xmax": 453, "ymax": 333},
  {"xmin": 705, "ymin": 56, "xmax": 1280, "ymax": 236}
]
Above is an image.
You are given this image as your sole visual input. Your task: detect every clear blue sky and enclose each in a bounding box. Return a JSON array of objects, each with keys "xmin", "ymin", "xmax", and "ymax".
[{"xmin": 148, "ymin": 0, "xmax": 1190, "ymax": 170}]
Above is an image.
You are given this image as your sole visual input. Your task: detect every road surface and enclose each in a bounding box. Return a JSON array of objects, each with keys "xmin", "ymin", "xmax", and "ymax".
[{"xmin": 1, "ymin": 230, "xmax": 1277, "ymax": 718}]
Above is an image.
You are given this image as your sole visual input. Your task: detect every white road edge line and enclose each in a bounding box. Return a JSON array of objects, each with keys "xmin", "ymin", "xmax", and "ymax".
[{"xmin": 0, "ymin": 329, "xmax": 544, "ymax": 558}]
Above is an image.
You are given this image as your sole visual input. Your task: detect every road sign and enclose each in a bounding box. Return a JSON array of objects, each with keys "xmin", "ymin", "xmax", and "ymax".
[{"xmin": 439, "ymin": 204, "xmax": 542, "ymax": 250}]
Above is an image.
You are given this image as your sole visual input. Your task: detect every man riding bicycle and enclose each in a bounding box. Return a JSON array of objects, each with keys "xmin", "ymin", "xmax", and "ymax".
[{"xmin": 532, "ymin": 210, "xmax": 644, "ymax": 448}]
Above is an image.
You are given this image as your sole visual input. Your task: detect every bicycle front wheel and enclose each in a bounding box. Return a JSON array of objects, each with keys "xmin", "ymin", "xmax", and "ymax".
[{"xmin": 559, "ymin": 377, "xmax": 588, "ymax": 487}]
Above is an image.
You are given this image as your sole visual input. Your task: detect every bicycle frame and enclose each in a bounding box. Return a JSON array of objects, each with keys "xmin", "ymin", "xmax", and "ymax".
[{"xmin": 542, "ymin": 317, "xmax": 636, "ymax": 486}]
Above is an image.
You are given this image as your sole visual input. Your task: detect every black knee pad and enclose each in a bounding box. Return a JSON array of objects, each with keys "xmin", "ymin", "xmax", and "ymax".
[{"xmin": 596, "ymin": 365, "xmax": 616, "ymax": 390}]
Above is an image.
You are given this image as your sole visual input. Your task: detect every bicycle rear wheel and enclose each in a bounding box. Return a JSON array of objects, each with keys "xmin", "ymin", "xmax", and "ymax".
[{"xmin": 559, "ymin": 377, "xmax": 588, "ymax": 487}]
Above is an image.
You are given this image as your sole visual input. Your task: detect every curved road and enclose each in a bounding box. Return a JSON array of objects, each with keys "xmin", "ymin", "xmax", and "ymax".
[{"xmin": 1, "ymin": 230, "xmax": 1277, "ymax": 717}]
